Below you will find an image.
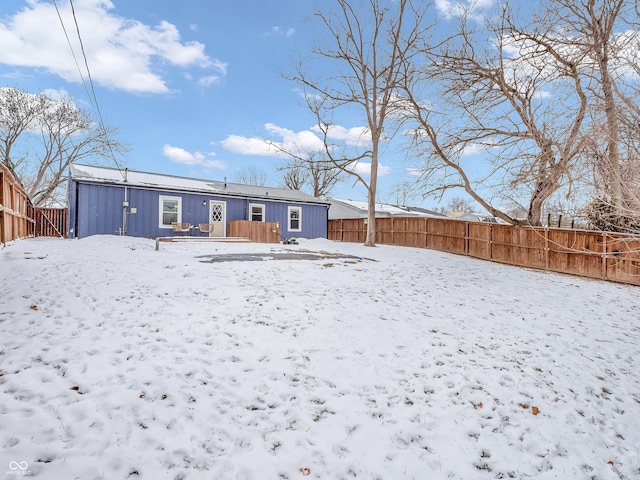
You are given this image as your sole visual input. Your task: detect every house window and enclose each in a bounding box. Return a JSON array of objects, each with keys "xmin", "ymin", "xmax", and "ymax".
[
  {"xmin": 249, "ymin": 203, "xmax": 265, "ymax": 222},
  {"xmin": 159, "ymin": 195, "xmax": 182, "ymax": 228},
  {"xmin": 288, "ymin": 206, "xmax": 302, "ymax": 232}
]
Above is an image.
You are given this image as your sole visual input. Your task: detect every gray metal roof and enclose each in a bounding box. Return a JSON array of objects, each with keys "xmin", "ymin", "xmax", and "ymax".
[
  {"xmin": 70, "ymin": 164, "xmax": 330, "ymax": 205},
  {"xmin": 328, "ymin": 198, "xmax": 446, "ymax": 218}
]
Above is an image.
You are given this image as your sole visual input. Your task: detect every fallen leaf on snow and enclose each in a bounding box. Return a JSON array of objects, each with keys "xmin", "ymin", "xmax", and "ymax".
[
  {"xmin": 532, "ymin": 406, "xmax": 540, "ymax": 415},
  {"xmin": 29, "ymin": 305, "xmax": 38, "ymax": 311}
]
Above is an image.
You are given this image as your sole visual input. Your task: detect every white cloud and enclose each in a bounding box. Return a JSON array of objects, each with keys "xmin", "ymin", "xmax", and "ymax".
[
  {"xmin": 406, "ymin": 167, "xmax": 424, "ymax": 176},
  {"xmin": 41, "ymin": 88, "xmax": 69, "ymax": 102},
  {"xmin": 219, "ymin": 135, "xmax": 284, "ymax": 157},
  {"xmin": 350, "ymin": 162, "xmax": 391, "ymax": 177},
  {"xmin": 264, "ymin": 123, "xmax": 326, "ymax": 152},
  {"xmin": 461, "ymin": 143, "xmax": 486, "ymax": 156},
  {"xmin": 266, "ymin": 26, "xmax": 296, "ymax": 37},
  {"xmin": 162, "ymin": 144, "xmax": 226, "ymax": 169},
  {"xmin": 197, "ymin": 75, "xmax": 223, "ymax": 88},
  {"xmin": 435, "ymin": 0, "xmax": 492, "ymax": 19},
  {"xmin": 311, "ymin": 124, "xmax": 372, "ymax": 147},
  {"xmin": 220, "ymin": 124, "xmax": 325, "ymax": 158},
  {"xmin": 219, "ymin": 122, "xmax": 374, "ymax": 159},
  {"xmin": 0, "ymin": 0, "xmax": 226, "ymax": 94}
]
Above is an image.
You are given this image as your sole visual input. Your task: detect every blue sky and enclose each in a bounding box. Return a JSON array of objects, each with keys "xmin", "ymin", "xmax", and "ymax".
[{"xmin": 1, "ymin": 0, "xmax": 442, "ymax": 205}]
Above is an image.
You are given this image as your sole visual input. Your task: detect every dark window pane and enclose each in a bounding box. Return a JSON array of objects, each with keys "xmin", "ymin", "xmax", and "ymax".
[{"xmin": 163, "ymin": 212, "xmax": 178, "ymax": 225}]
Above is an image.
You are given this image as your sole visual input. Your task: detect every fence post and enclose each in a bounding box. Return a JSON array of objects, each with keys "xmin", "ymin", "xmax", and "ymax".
[
  {"xmin": 391, "ymin": 217, "xmax": 395, "ymax": 246},
  {"xmin": 489, "ymin": 222, "xmax": 494, "ymax": 260},
  {"xmin": 464, "ymin": 221, "xmax": 469, "ymax": 256},
  {"xmin": 545, "ymin": 228, "xmax": 550, "ymax": 271},
  {"xmin": 602, "ymin": 232, "xmax": 607, "ymax": 280},
  {"xmin": 362, "ymin": 218, "xmax": 366, "ymax": 243},
  {"xmin": 424, "ymin": 217, "xmax": 429, "ymax": 248}
]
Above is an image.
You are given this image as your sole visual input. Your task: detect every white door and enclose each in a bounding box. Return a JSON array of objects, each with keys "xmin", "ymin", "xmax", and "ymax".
[{"xmin": 209, "ymin": 201, "xmax": 226, "ymax": 237}]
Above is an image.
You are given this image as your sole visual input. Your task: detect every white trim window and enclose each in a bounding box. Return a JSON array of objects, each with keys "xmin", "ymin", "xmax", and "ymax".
[
  {"xmin": 288, "ymin": 206, "xmax": 302, "ymax": 232},
  {"xmin": 159, "ymin": 195, "xmax": 182, "ymax": 228},
  {"xmin": 249, "ymin": 203, "xmax": 265, "ymax": 222}
]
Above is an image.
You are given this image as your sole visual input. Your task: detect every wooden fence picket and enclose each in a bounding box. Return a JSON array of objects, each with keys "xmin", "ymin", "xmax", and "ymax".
[{"xmin": 328, "ymin": 218, "xmax": 640, "ymax": 287}]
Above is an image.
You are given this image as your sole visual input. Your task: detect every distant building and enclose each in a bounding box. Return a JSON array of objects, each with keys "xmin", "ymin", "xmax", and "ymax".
[
  {"xmin": 454, "ymin": 212, "xmax": 500, "ymax": 223},
  {"xmin": 507, "ymin": 207, "xmax": 528, "ymax": 222},
  {"xmin": 328, "ymin": 198, "xmax": 445, "ymax": 220}
]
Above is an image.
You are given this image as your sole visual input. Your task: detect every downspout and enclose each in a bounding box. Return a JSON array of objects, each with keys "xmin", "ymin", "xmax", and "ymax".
[
  {"xmin": 122, "ymin": 168, "xmax": 128, "ymax": 236},
  {"xmin": 74, "ymin": 179, "xmax": 80, "ymax": 238},
  {"xmin": 326, "ymin": 204, "xmax": 330, "ymax": 240}
]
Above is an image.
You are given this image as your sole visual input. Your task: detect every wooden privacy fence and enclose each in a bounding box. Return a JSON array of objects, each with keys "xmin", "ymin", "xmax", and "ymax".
[
  {"xmin": 1, "ymin": 163, "xmax": 69, "ymax": 244},
  {"xmin": 0, "ymin": 163, "xmax": 34, "ymax": 245},
  {"xmin": 35, "ymin": 208, "xmax": 67, "ymax": 238},
  {"xmin": 228, "ymin": 220, "xmax": 280, "ymax": 243},
  {"xmin": 329, "ymin": 217, "xmax": 640, "ymax": 286}
]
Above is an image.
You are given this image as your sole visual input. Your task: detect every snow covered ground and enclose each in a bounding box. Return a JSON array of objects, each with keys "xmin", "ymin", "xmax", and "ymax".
[{"xmin": 1, "ymin": 235, "xmax": 639, "ymax": 480}]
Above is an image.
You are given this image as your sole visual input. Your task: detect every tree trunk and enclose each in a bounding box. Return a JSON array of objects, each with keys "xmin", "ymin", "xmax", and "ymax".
[
  {"xmin": 528, "ymin": 195, "xmax": 545, "ymax": 226},
  {"xmin": 527, "ymin": 173, "xmax": 560, "ymax": 226},
  {"xmin": 600, "ymin": 62, "xmax": 623, "ymax": 213},
  {"xmin": 365, "ymin": 143, "xmax": 379, "ymax": 247},
  {"xmin": 365, "ymin": 199, "xmax": 377, "ymax": 246}
]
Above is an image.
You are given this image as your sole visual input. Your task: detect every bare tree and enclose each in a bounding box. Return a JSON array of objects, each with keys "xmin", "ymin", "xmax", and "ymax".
[
  {"xmin": 234, "ymin": 166, "xmax": 269, "ymax": 186},
  {"xmin": 0, "ymin": 87, "xmax": 49, "ymax": 178},
  {"xmin": 278, "ymin": 151, "xmax": 342, "ymax": 197},
  {"xmin": 400, "ymin": 0, "xmax": 639, "ymax": 227},
  {"xmin": 573, "ymin": 0, "xmax": 627, "ymax": 214},
  {"xmin": 562, "ymin": 0, "xmax": 639, "ymax": 229},
  {"xmin": 280, "ymin": 165, "xmax": 308, "ymax": 191},
  {"xmin": 400, "ymin": 4, "xmax": 593, "ymax": 226},
  {"xmin": 308, "ymin": 160, "xmax": 342, "ymax": 198},
  {"xmin": 443, "ymin": 197, "xmax": 476, "ymax": 214},
  {"xmin": 292, "ymin": 0, "xmax": 428, "ymax": 246},
  {"xmin": 0, "ymin": 87, "xmax": 127, "ymax": 206}
]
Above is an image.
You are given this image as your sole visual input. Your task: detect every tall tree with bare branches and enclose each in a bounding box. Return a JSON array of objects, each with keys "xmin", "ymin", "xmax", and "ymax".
[
  {"xmin": 399, "ymin": 4, "xmax": 595, "ymax": 226},
  {"xmin": 278, "ymin": 151, "xmax": 342, "ymax": 197},
  {"xmin": 0, "ymin": 87, "xmax": 127, "ymax": 206},
  {"xmin": 279, "ymin": 165, "xmax": 308, "ymax": 191},
  {"xmin": 292, "ymin": 0, "xmax": 428, "ymax": 246},
  {"xmin": 234, "ymin": 166, "xmax": 269, "ymax": 186},
  {"xmin": 399, "ymin": 0, "xmax": 638, "ymax": 227},
  {"xmin": 553, "ymin": 0, "xmax": 639, "ymax": 230}
]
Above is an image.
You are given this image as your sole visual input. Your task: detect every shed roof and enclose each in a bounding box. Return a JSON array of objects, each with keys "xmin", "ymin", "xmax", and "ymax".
[
  {"xmin": 70, "ymin": 164, "xmax": 330, "ymax": 205},
  {"xmin": 329, "ymin": 198, "xmax": 444, "ymax": 217}
]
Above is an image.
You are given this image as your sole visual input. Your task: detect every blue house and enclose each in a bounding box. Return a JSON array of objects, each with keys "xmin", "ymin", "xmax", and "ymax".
[{"xmin": 67, "ymin": 164, "xmax": 330, "ymax": 240}]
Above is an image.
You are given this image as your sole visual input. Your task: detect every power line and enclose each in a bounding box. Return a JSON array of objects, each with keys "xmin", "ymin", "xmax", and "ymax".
[
  {"xmin": 52, "ymin": 0, "xmax": 125, "ymax": 176},
  {"xmin": 68, "ymin": 0, "xmax": 107, "ymax": 135},
  {"xmin": 52, "ymin": 0, "xmax": 92, "ymax": 103}
]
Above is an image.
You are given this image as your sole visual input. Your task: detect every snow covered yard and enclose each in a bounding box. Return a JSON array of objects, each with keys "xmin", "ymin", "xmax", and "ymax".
[{"xmin": 1, "ymin": 235, "xmax": 639, "ymax": 480}]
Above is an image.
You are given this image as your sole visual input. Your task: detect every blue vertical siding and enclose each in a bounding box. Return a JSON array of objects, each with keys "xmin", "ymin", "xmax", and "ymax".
[
  {"xmin": 67, "ymin": 177, "xmax": 78, "ymax": 238},
  {"xmin": 69, "ymin": 181, "xmax": 328, "ymax": 239},
  {"xmin": 262, "ymin": 201, "xmax": 328, "ymax": 238},
  {"xmin": 76, "ymin": 183, "xmax": 124, "ymax": 237}
]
